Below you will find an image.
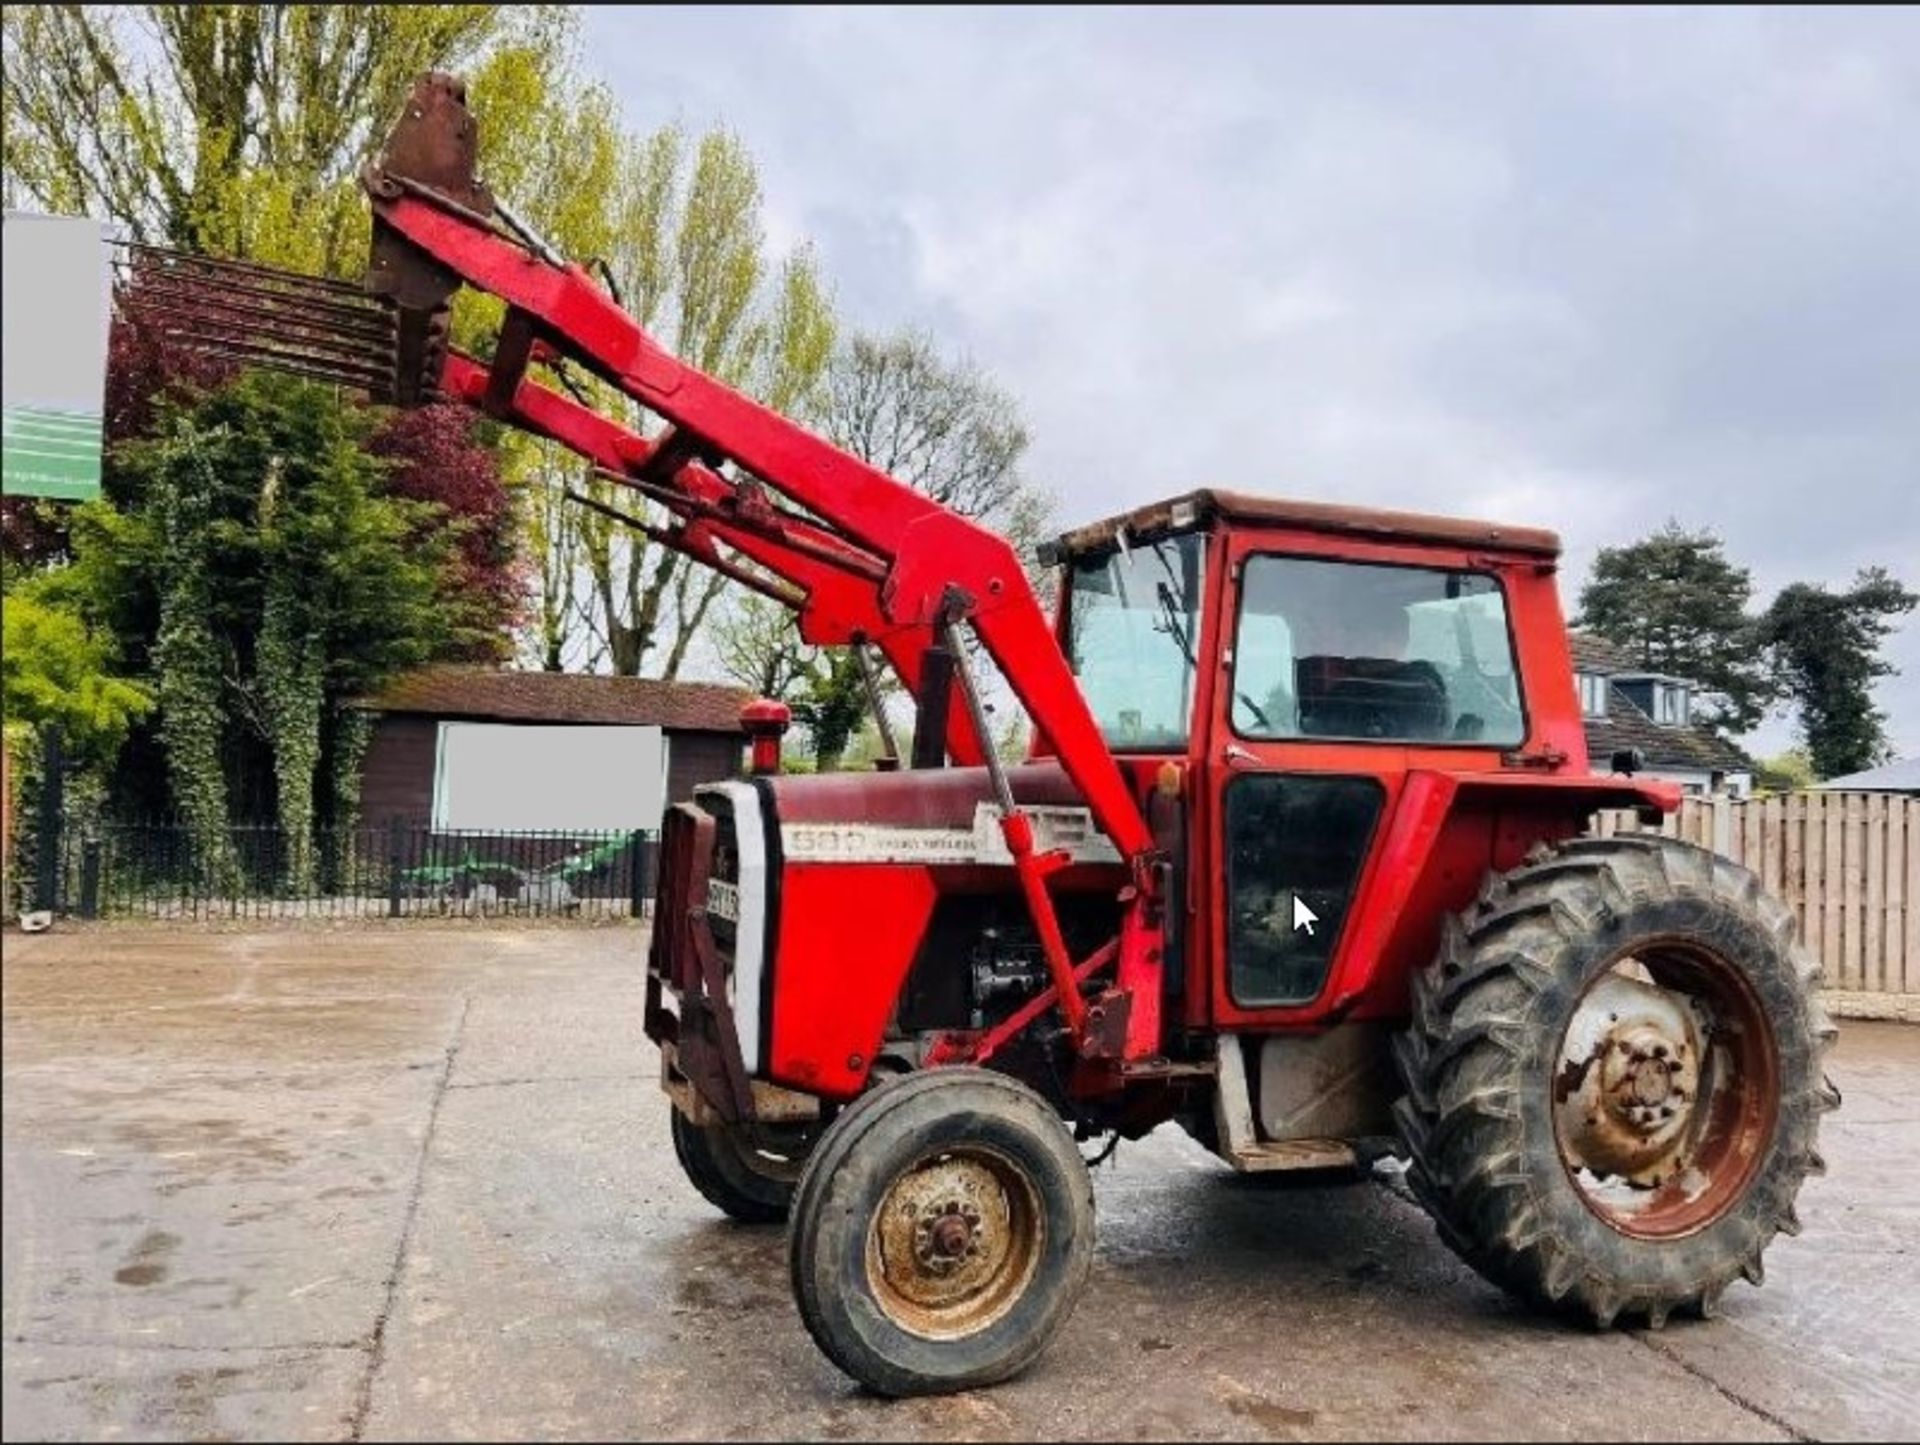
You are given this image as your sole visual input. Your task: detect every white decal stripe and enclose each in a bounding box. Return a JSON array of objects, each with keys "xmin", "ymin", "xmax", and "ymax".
[
  {"xmin": 781, "ymin": 804, "xmax": 1122, "ymax": 866},
  {"xmin": 780, "ymin": 823, "xmax": 978, "ymax": 865},
  {"xmin": 703, "ymin": 781, "xmax": 767, "ymax": 1073}
]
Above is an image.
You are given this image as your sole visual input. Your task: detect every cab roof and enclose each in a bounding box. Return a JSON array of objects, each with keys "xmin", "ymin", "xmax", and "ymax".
[{"xmin": 1051, "ymin": 488, "xmax": 1561, "ymax": 561}]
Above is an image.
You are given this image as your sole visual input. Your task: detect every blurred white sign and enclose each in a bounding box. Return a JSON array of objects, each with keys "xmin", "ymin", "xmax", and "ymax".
[
  {"xmin": 431, "ymin": 723, "xmax": 668, "ymax": 832},
  {"xmin": 3, "ymin": 212, "xmax": 111, "ymax": 501}
]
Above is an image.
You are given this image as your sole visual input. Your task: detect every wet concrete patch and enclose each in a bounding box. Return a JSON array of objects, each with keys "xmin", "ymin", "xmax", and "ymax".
[
  {"xmin": 1, "ymin": 1340, "xmax": 366, "ymax": 1443},
  {"xmin": 113, "ymin": 1230, "xmax": 180, "ymax": 1288}
]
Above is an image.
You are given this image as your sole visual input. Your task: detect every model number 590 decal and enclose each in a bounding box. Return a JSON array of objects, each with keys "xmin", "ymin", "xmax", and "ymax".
[{"xmin": 706, "ymin": 878, "xmax": 740, "ymax": 922}]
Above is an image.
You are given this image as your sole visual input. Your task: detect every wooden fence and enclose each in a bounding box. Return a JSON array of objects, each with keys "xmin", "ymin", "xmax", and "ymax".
[{"xmin": 1594, "ymin": 791, "xmax": 1917, "ymax": 1007}]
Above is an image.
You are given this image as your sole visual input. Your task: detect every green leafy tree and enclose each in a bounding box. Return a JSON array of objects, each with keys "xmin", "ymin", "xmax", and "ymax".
[
  {"xmin": 1576, "ymin": 522, "xmax": 1774, "ymax": 736},
  {"xmin": 0, "ymin": 4, "xmax": 839, "ymax": 682},
  {"xmin": 1, "ymin": 592, "xmax": 152, "ymax": 764},
  {"xmin": 520, "ymin": 124, "xmax": 836, "ymax": 676},
  {"xmin": 794, "ymin": 654, "xmax": 880, "ymax": 775},
  {"xmin": 52, "ymin": 374, "xmax": 483, "ymax": 885},
  {"xmin": 712, "ymin": 591, "xmax": 874, "ymax": 772},
  {"xmin": 1760, "ymin": 569, "xmax": 1917, "ymax": 779},
  {"xmin": 1, "ymin": 4, "xmax": 571, "ymax": 275},
  {"xmin": 1, "ymin": 5, "xmax": 551, "ymax": 607},
  {"xmin": 445, "ymin": 30, "xmax": 839, "ymax": 675},
  {"xmin": 1753, "ymin": 748, "xmax": 1817, "ymax": 795}
]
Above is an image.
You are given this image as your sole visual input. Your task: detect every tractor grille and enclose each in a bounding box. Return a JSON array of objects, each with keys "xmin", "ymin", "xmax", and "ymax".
[
  {"xmin": 647, "ymin": 795, "xmax": 742, "ymax": 996},
  {"xmin": 704, "ymin": 798, "xmax": 741, "ymax": 954},
  {"xmin": 647, "ymin": 803, "xmax": 704, "ymax": 990}
]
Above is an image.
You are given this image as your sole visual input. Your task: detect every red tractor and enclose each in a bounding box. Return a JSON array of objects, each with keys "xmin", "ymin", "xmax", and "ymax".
[{"xmin": 164, "ymin": 75, "xmax": 1836, "ymax": 1399}]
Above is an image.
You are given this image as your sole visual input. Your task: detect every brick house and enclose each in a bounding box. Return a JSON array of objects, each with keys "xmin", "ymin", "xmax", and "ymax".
[
  {"xmin": 1570, "ymin": 634, "xmax": 1752, "ymax": 798},
  {"xmin": 352, "ymin": 667, "xmax": 750, "ymax": 831}
]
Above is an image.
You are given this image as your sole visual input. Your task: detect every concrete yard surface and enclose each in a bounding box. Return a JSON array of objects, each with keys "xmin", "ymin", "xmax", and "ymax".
[{"xmin": 3, "ymin": 925, "xmax": 1915, "ymax": 1441}]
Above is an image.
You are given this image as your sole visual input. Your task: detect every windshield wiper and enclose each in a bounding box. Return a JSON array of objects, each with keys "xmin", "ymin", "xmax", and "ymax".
[{"xmin": 1156, "ymin": 576, "xmax": 1275, "ymax": 734}]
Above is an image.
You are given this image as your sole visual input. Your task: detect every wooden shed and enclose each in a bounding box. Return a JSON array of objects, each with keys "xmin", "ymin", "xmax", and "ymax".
[{"xmin": 353, "ymin": 667, "xmax": 750, "ymax": 831}]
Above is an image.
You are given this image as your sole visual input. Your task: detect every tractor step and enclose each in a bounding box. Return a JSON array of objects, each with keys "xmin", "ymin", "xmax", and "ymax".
[
  {"xmin": 1118, "ymin": 1059, "xmax": 1218, "ymax": 1081},
  {"xmin": 1225, "ymin": 1138, "xmax": 1359, "ymax": 1173}
]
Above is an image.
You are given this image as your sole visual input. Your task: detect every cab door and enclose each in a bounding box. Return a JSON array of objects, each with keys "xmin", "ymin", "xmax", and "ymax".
[{"xmin": 1196, "ymin": 530, "xmax": 1529, "ymax": 1029}]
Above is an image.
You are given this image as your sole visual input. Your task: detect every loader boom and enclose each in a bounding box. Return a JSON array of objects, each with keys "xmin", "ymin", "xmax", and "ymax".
[
  {"xmin": 361, "ymin": 77, "xmax": 1152, "ymax": 871},
  {"xmin": 349, "ymin": 72, "xmax": 1165, "ymax": 1067}
]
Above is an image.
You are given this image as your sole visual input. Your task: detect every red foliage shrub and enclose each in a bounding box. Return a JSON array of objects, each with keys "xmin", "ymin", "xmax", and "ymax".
[{"xmin": 368, "ymin": 404, "xmax": 524, "ymax": 649}]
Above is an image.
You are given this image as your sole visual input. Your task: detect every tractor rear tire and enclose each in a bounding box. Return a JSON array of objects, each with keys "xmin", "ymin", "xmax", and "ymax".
[
  {"xmin": 787, "ymin": 1068, "xmax": 1095, "ymax": 1396},
  {"xmin": 1392, "ymin": 836, "xmax": 1839, "ymax": 1328},
  {"xmin": 670, "ymin": 1110, "xmax": 807, "ymax": 1225}
]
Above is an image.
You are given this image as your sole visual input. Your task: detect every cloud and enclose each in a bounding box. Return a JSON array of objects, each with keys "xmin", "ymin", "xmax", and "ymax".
[{"xmin": 586, "ymin": 6, "xmax": 1920, "ymax": 752}]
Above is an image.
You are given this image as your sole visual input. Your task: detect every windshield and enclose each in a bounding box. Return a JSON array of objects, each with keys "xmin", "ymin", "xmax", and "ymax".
[
  {"xmin": 1231, "ymin": 556, "xmax": 1524, "ymax": 745},
  {"xmin": 1065, "ymin": 532, "xmax": 1206, "ymax": 749}
]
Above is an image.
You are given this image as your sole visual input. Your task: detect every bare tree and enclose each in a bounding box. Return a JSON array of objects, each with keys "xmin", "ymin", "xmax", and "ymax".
[
  {"xmin": 823, "ymin": 330, "xmax": 1049, "ymax": 554},
  {"xmin": 713, "ymin": 327, "xmax": 1053, "ymax": 768}
]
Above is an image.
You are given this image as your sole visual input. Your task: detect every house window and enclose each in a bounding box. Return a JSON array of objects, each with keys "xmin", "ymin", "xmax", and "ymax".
[
  {"xmin": 1654, "ymin": 684, "xmax": 1690, "ymax": 727},
  {"xmin": 1576, "ymin": 673, "xmax": 1610, "ymax": 719}
]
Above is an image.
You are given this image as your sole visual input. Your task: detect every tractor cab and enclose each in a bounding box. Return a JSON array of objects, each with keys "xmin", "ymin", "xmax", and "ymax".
[
  {"xmin": 1049, "ymin": 488, "xmax": 1567, "ymax": 766},
  {"xmin": 1048, "ymin": 489, "xmax": 1588, "ymax": 1027}
]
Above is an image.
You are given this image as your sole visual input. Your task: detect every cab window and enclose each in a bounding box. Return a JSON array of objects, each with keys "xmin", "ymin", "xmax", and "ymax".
[
  {"xmin": 1065, "ymin": 533, "xmax": 1206, "ymax": 750},
  {"xmin": 1231, "ymin": 556, "xmax": 1524, "ymax": 746}
]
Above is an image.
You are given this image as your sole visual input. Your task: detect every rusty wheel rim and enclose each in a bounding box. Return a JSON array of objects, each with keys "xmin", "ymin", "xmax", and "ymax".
[
  {"xmin": 864, "ymin": 1145, "xmax": 1045, "ymax": 1340},
  {"xmin": 1553, "ymin": 939, "xmax": 1780, "ymax": 1239}
]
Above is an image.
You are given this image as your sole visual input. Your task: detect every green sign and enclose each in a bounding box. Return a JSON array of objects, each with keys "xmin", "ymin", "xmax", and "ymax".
[
  {"xmin": 3, "ymin": 406, "xmax": 105, "ymax": 501},
  {"xmin": 2, "ymin": 212, "xmax": 111, "ymax": 502}
]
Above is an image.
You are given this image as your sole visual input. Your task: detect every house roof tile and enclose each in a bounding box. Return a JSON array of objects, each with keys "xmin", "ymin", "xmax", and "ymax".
[
  {"xmin": 1569, "ymin": 631, "xmax": 1639, "ymax": 675},
  {"xmin": 1584, "ymin": 689, "xmax": 1750, "ymax": 773},
  {"xmin": 1568, "ymin": 631, "xmax": 1748, "ymax": 774}
]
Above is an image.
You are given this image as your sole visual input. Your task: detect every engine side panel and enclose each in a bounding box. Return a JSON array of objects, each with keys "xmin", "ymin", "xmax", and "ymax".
[
  {"xmin": 768, "ymin": 865, "xmax": 939, "ymax": 1096},
  {"xmin": 694, "ymin": 761, "xmax": 1127, "ymax": 1101}
]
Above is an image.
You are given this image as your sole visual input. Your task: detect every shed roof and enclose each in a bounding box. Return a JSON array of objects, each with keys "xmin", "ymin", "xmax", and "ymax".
[
  {"xmin": 355, "ymin": 667, "xmax": 752, "ymax": 733},
  {"xmin": 1814, "ymin": 758, "xmax": 1920, "ymax": 793}
]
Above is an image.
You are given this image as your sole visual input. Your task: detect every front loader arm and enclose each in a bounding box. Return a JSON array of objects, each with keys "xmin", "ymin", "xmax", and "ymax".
[
  {"xmin": 361, "ymin": 77, "xmax": 1152, "ymax": 864},
  {"xmin": 437, "ymin": 352, "xmax": 986, "ymax": 765}
]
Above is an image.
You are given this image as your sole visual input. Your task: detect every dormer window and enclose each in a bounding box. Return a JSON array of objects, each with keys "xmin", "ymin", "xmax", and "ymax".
[
  {"xmin": 1576, "ymin": 672, "xmax": 1610, "ymax": 720},
  {"xmin": 1610, "ymin": 672, "xmax": 1694, "ymax": 728},
  {"xmin": 1653, "ymin": 683, "xmax": 1690, "ymax": 727}
]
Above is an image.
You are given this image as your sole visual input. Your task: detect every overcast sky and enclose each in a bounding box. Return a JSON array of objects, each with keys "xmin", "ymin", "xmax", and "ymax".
[{"xmin": 583, "ymin": 5, "xmax": 1919, "ymax": 757}]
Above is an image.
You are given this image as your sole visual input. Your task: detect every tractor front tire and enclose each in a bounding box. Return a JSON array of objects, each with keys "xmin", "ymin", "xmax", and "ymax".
[
  {"xmin": 788, "ymin": 1068, "xmax": 1095, "ymax": 1396},
  {"xmin": 670, "ymin": 1110, "xmax": 808, "ymax": 1224},
  {"xmin": 1393, "ymin": 836, "xmax": 1839, "ymax": 1328}
]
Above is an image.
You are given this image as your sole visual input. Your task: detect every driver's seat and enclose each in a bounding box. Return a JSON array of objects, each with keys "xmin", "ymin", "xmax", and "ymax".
[{"xmin": 1295, "ymin": 656, "xmax": 1449, "ymax": 740}]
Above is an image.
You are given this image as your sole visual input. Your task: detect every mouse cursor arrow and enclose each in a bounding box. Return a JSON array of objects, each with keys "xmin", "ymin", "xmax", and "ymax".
[{"xmin": 1292, "ymin": 895, "xmax": 1318, "ymax": 935}]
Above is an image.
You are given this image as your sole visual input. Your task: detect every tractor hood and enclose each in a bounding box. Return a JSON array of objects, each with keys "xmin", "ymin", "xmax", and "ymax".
[{"xmin": 750, "ymin": 761, "xmax": 1117, "ymax": 866}]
